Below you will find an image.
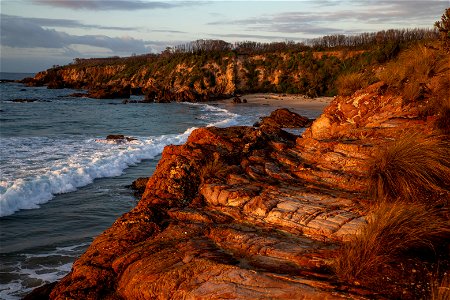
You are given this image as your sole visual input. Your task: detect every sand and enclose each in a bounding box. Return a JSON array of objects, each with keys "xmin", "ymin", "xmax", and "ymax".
[{"xmin": 229, "ymin": 93, "xmax": 333, "ymax": 113}]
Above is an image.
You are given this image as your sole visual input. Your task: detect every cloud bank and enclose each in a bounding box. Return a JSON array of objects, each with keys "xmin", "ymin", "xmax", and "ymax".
[
  {"xmin": 32, "ymin": 0, "xmax": 197, "ymax": 11},
  {"xmin": 1, "ymin": 14, "xmax": 148, "ymax": 54},
  {"xmin": 209, "ymin": 0, "xmax": 447, "ymax": 35}
]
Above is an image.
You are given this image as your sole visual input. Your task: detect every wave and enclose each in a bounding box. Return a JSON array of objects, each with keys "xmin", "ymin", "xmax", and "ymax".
[
  {"xmin": 0, "ymin": 129, "xmax": 194, "ymax": 217},
  {"xmin": 182, "ymin": 102, "xmax": 240, "ymax": 127},
  {"xmin": 0, "ymin": 242, "xmax": 89, "ymax": 300},
  {"xmin": 0, "ymin": 103, "xmax": 240, "ymax": 217}
]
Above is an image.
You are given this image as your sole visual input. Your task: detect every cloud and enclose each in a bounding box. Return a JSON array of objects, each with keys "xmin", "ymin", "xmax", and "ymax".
[
  {"xmin": 1, "ymin": 14, "xmax": 148, "ymax": 54},
  {"xmin": 2, "ymin": 14, "xmax": 136, "ymax": 31},
  {"xmin": 211, "ymin": 33, "xmax": 304, "ymax": 41},
  {"xmin": 32, "ymin": 0, "xmax": 200, "ymax": 10},
  {"xmin": 208, "ymin": 0, "xmax": 447, "ymax": 36},
  {"xmin": 151, "ymin": 29, "xmax": 187, "ymax": 34}
]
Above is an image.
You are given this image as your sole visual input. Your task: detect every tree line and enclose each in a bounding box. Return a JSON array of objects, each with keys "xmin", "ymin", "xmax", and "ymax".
[{"xmin": 70, "ymin": 28, "xmax": 438, "ymax": 66}]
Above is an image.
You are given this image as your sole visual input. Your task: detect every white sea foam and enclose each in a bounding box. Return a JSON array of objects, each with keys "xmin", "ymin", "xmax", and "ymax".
[
  {"xmin": 0, "ymin": 102, "xmax": 239, "ymax": 217},
  {"xmin": 0, "ymin": 128, "xmax": 195, "ymax": 217},
  {"xmin": 183, "ymin": 102, "xmax": 240, "ymax": 128}
]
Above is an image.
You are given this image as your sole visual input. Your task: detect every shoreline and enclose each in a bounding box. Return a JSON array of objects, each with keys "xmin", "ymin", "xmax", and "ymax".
[{"xmin": 222, "ymin": 93, "xmax": 333, "ymax": 114}]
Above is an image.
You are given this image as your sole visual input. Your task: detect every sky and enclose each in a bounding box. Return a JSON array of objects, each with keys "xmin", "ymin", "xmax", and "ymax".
[{"xmin": 0, "ymin": 0, "xmax": 448, "ymax": 73}]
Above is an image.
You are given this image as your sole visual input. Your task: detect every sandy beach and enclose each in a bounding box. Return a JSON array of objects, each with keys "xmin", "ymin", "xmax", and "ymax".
[{"xmin": 228, "ymin": 93, "xmax": 333, "ymax": 114}]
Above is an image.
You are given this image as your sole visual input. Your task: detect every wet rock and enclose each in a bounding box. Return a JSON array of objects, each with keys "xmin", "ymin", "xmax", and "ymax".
[
  {"xmin": 255, "ymin": 108, "xmax": 312, "ymax": 128},
  {"xmin": 106, "ymin": 135, "xmax": 137, "ymax": 143},
  {"xmin": 88, "ymin": 85, "xmax": 131, "ymax": 99},
  {"xmin": 47, "ymin": 80, "xmax": 65, "ymax": 89},
  {"xmin": 67, "ymin": 92, "xmax": 88, "ymax": 98},
  {"xmin": 128, "ymin": 177, "xmax": 150, "ymax": 198},
  {"xmin": 232, "ymin": 96, "xmax": 242, "ymax": 103}
]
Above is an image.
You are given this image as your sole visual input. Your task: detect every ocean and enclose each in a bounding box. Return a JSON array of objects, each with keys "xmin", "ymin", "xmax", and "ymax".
[{"xmin": 0, "ymin": 72, "xmax": 323, "ymax": 299}]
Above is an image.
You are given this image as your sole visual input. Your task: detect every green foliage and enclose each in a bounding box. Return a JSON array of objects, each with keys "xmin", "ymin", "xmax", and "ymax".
[
  {"xmin": 434, "ymin": 8, "xmax": 450, "ymax": 49},
  {"xmin": 58, "ymin": 24, "xmax": 441, "ymax": 98}
]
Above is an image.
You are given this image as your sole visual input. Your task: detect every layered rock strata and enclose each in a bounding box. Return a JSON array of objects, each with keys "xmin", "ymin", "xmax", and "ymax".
[{"xmin": 40, "ymin": 83, "xmax": 440, "ymax": 299}]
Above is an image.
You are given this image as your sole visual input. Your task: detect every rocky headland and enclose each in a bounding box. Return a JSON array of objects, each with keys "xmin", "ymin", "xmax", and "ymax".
[
  {"xmin": 24, "ymin": 16, "xmax": 450, "ymax": 299},
  {"xmin": 26, "ymin": 71, "xmax": 450, "ymax": 299}
]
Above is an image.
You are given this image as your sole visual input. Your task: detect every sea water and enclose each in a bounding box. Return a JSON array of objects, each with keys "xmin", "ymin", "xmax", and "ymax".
[{"xmin": 0, "ymin": 73, "xmax": 323, "ymax": 299}]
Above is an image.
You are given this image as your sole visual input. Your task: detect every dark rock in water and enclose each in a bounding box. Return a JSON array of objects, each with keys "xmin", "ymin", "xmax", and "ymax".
[
  {"xmin": 106, "ymin": 135, "xmax": 137, "ymax": 142},
  {"xmin": 20, "ymin": 77, "xmax": 44, "ymax": 87},
  {"xmin": 47, "ymin": 80, "xmax": 65, "ymax": 89},
  {"xmin": 255, "ymin": 108, "xmax": 312, "ymax": 128},
  {"xmin": 67, "ymin": 92, "xmax": 88, "ymax": 98},
  {"xmin": 88, "ymin": 85, "xmax": 131, "ymax": 99},
  {"xmin": 131, "ymin": 87, "xmax": 143, "ymax": 95},
  {"xmin": 0, "ymin": 79, "xmax": 15, "ymax": 83},
  {"xmin": 20, "ymin": 89, "xmax": 27, "ymax": 91},
  {"xmin": 232, "ymin": 96, "xmax": 242, "ymax": 103},
  {"xmin": 128, "ymin": 177, "xmax": 150, "ymax": 198}
]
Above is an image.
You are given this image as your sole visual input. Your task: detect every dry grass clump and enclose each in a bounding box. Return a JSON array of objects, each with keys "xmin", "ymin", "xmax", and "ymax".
[
  {"xmin": 369, "ymin": 133, "xmax": 450, "ymax": 202},
  {"xmin": 431, "ymin": 271, "xmax": 450, "ymax": 300},
  {"xmin": 333, "ymin": 202, "xmax": 450, "ymax": 286},
  {"xmin": 335, "ymin": 72, "xmax": 369, "ymax": 96},
  {"xmin": 200, "ymin": 154, "xmax": 230, "ymax": 183},
  {"xmin": 377, "ymin": 44, "xmax": 446, "ymax": 103}
]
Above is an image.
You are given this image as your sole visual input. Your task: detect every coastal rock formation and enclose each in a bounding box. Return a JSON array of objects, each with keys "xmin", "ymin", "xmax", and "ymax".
[
  {"xmin": 35, "ymin": 81, "xmax": 446, "ymax": 299},
  {"xmin": 255, "ymin": 108, "xmax": 312, "ymax": 128},
  {"xmin": 19, "ymin": 48, "xmax": 367, "ymax": 102}
]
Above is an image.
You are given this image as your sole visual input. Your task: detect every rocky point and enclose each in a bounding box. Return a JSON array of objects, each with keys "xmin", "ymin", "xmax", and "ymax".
[{"xmin": 25, "ymin": 81, "xmax": 446, "ymax": 299}]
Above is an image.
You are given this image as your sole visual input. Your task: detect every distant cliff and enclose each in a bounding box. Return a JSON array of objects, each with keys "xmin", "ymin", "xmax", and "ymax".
[
  {"xmin": 23, "ymin": 50, "xmax": 360, "ymax": 101},
  {"xmin": 22, "ymin": 28, "xmax": 440, "ymax": 102}
]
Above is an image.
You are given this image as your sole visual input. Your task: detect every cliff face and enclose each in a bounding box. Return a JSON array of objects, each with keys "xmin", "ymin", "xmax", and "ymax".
[
  {"xmin": 24, "ymin": 50, "xmax": 362, "ymax": 101},
  {"xmin": 27, "ymin": 77, "xmax": 446, "ymax": 300}
]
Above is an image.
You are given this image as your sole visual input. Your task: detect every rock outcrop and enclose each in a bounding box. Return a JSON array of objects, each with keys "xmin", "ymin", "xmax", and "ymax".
[
  {"xmin": 34, "ymin": 82, "xmax": 445, "ymax": 299},
  {"xmin": 255, "ymin": 108, "xmax": 312, "ymax": 128}
]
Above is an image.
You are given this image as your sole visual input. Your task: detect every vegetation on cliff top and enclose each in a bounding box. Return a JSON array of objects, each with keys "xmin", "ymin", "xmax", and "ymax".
[{"xmin": 30, "ymin": 27, "xmax": 439, "ymax": 99}]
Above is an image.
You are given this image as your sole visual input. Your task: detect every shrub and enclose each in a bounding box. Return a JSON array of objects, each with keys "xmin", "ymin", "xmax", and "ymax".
[
  {"xmin": 333, "ymin": 202, "xmax": 450, "ymax": 286},
  {"xmin": 368, "ymin": 133, "xmax": 450, "ymax": 202},
  {"xmin": 335, "ymin": 72, "xmax": 368, "ymax": 96}
]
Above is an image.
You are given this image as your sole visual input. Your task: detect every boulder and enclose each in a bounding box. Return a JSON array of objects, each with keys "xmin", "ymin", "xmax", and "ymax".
[
  {"xmin": 106, "ymin": 135, "xmax": 137, "ymax": 143},
  {"xmin": 255, "ymin": 108, "xmax": 312, "ymax": 128}
]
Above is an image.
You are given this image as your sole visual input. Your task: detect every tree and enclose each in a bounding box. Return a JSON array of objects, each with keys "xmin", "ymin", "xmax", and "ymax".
[{"xmin": 434, "ymin": 8, "xmax": 450, "ymax": 49}]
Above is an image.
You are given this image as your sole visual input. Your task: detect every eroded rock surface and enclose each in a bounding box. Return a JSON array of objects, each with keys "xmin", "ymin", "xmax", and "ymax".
[{"xmin": 43, "ymin": 83, "xmax": 440, "ymax": 299}]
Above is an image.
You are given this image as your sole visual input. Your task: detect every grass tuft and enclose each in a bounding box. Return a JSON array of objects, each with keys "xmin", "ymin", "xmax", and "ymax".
[
  {"xmin": 377, "ymin": 44, "xmax": 447, "ymax": 104},
  {"xmin": 368, "ymin": 133, "xmax": 450, "ymax": 202},
  {"xmin": 431, "ymin": 271, "xmax": 450, "ymax": 300},
  {"xmin": 335, "ymin": 72, "xmax": 369, "ymax": 96},
  {"xmin": 333, "ymin": 202, "xmax": 450, "ymax": 286}
]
